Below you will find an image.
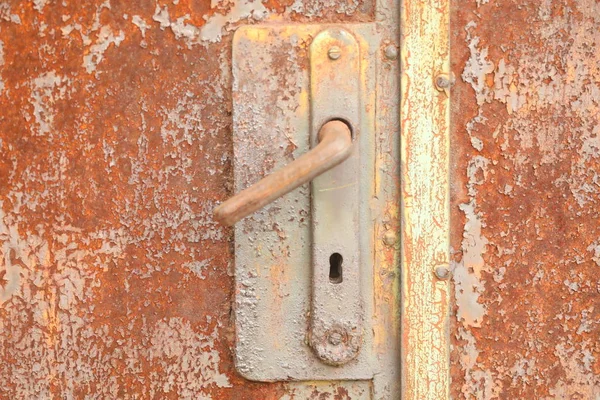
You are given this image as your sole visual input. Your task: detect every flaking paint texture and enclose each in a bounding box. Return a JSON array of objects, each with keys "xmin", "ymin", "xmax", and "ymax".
[
  {"xmin": 451, "ymin": 1, "xmax": 600, "ymax": 398},
  {"xmin": 0, "ymin": 0, "xmax": 374, "ymax": 398}
]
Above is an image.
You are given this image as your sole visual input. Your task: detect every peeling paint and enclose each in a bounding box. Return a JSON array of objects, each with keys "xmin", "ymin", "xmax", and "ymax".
[
  {"xmin": 286, "ymin": 0, "xmax": 362, "ymax": 18},
  {"xmin": 32, "ymin": 0, "xmax": 49, "ymax": 13},
  {"xmin": 83, "ymin": 25, "xmax": 125, "ymax": 74},
  {"xmin": 0, "ymin": 3, "xmax": 21, "ymax": 24},
  {"xmin": 453, "ymin": 201, "xmax": 489, "ymax": 328},
  {"xmin": 545, "ymin": 343, "xmax": 600, "ymax": 399},
  {"xmin": 587, "ymin": 239, "xmax": 600, "ymax": 267},
  {"xmin": 152, "ymin": 1, "xmax": 269, "ymax": 47},
  {"xmin": 131, "ymin": 15, "xmax": 150, "ymax": 38},
  {"xmin": 452, "ymin": 0, "xmax": 600, "ymax": 398},
  {"xmin": 0, "ymin": 40, "xmax": 4, "ymax": 95},
  {"xmin": 201, "ymin": 0, "xmax": 269, "ymax": 43},
  {"xmin": 28, "ymin": 71, "xmax": 70, "ymax": 136},
  {"xmin": 0, "ymin": 0, "xmax": 391, "ymax": 398},
  {"xmin": 281, "ymin": 381, "xmax": 371, "ymax": 399}
]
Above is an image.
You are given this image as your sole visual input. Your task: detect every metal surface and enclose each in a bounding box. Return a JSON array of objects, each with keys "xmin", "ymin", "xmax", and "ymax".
[
  {"xmin": 450, "ymin": 1, "xmax": 600, "ymax": 398},
  {"xmin": 309, "ymin": 29, "xmax": 362, "ymax": 366},
  {"xmin": 232, "ymin": 23, "xmax": 376, "ymax": 382},
  {"xmin": 214, "ymin": 120, "xmax": 353, "ymax": 226},
  {"xmin": 400, "ymin": 0, "xmax": 451, "ymax": 398},
  {"xmin": 0, "ymin": 0, "xmax": 402, "ymax": 398}
]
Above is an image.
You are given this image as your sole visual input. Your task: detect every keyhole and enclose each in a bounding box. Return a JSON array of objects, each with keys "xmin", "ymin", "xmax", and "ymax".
[{"xmin": 329, "ymin": 253, "xmax": 343, "ymax": 284}]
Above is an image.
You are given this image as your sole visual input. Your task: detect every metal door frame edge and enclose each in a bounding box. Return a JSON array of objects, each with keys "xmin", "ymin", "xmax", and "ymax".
[{"xmin": 400, "ymin": 0, "xmax": 451, "ymax": 398}]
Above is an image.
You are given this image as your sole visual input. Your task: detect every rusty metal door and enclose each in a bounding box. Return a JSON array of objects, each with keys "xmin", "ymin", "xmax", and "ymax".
[
  {"xmin": 450, "ymin": 1, "xmax": 600, "ymax": 399},
  {"xmin": 1, "ymin": 0, "xmax": 597, "ymax": 399},
  {"xmin": 0, "ymin": 0, "xmax": 402, "ymax": 398}
]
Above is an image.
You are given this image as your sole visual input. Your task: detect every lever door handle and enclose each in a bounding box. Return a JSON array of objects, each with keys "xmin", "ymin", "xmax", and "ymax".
[{"xmin": 214, "ymin": 120, "xmax": 352, "ymax": 226}]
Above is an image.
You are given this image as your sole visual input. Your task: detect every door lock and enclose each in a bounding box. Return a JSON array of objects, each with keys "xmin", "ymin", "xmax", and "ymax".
[{"xmin": 223, "ymin": 24, "xmax": 376, "ymax": 380}]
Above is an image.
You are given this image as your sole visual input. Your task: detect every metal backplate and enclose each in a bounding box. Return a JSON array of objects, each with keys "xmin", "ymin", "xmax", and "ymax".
[
  {"xmin": 232, "ymin": 24, "xmax": 377, "ymax": 381},
  {"xmin": 309, "ymin": 29, "xmax": 362, "ymax": 366}
]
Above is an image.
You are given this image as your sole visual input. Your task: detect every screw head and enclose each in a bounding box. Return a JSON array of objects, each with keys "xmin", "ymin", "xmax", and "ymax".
[
  {"xmin": 435, "ymin": 74, "xmax": 452, "ymax": 90},
  {"xmin": 328, "ymin": 331, "xmax": 343, "ymax": 346},
  {"xmin": 384, "ymin": 45, "xmax": 398, "ymax": 60},
  {"xmin": 434, "ymin": 266, "xmax": 450, "ymax": 280},
  {"xmin": 328, "ymin": 46, "xmax": 342, "ymax": 60},
  {"xmin": 383, "ymin": 230, "xmax": 397, "ymax": 246},
  {"xmin": 437, "ymin": 76, "xmax": 449, "ymax": 87}
]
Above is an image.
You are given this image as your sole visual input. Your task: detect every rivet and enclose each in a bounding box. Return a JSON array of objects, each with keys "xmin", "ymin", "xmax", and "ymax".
[
  {"xmin": 434, "ymin": 266, "xmax": 450, "ymax": 280},
  {"xmin": 383, "ymin": 230, "xmax": 397, "ymax": 246},
  {"xmin": 384, "ymin": 45, "xmax": 398, "ymax": 60},
  {"xmin": 434, "ymin": 73, "xmax": 452, "ymax": 90},
  {"xmin": 328, "ymin": 46, "xmax": 342, "ymax": 60}
]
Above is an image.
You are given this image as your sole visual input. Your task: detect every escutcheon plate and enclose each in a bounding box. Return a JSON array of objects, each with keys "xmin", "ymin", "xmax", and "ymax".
[{"xmin": 232, "ymin": 24, "xmax": 378, "ymax": 382}]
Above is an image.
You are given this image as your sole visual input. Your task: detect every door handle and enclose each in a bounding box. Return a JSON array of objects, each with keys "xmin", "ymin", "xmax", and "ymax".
[
  {"xmin": 214, "ymin": 120, "xmax": 352, "ymax": 226},
  {"xmin": 227, "ymin": 27, "xmax": 366, "ymax": 371}
]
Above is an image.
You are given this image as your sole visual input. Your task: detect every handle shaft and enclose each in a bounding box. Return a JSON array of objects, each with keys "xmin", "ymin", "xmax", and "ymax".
[{"xmin": 214, "ymin": 120, "xmax": 352, "ymax": 226}]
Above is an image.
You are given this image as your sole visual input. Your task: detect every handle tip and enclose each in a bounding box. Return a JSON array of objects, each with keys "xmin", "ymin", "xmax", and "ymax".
[
  {"xmin": 213, "ymin": 206, "xmax": 231, "ymax": 226},
  {"xmin": 214, "ymin": 120, "xmax": 352, "ymax": 226}
]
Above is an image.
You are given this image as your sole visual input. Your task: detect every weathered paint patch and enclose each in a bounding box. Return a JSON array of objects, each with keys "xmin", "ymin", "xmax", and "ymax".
[
  {"xmin": 0, "ymin": 3, "xmax": 21, "ymax": 24},
  {"xmin": 152, "ymin": 1, "xmax": 269, "ymax": 47},
  {"xmin": 131, "ymin": 15, "xmax": 150, "ymax": 38},
  {"xmin": 281, "ymin": 381, "xmax": 372, "ymax": 399},
  {"xmin": 587, "ymin": 239, "xmax": 600, "ymax": 267},
  {"xmin": 452, "ymin": 201, "xmax": 489, "ymax": 328},
  {"xmin": 83, "ymin": 25, "xmax": 125, "ymax": 74},
  {"xmin": 32, "ymin": 0, "xmax": 49, "ymax": 13},
  {"xmin": 0, "ymin": 40, "xmax": 4, "ymax": 95},
  {"xmin": 286, "ymin": 0, "xmax": 363, "ymax": 18},
  {"xmin": 28, "ymin": 71, "xmax": 70, "ymax": 136}
]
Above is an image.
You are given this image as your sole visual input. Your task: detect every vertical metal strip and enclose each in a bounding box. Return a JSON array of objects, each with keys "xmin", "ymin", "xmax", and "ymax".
[
  {"xmin": 400, "ymin": 0, "xmax": 451, "ymax": 398},
  {"xmin": 371, "ymin": 0, "xmax": 402, "ymax": 398},
  {"xmin": 309, "ymin": 28, "xmax": 362, "ymax": 366}
]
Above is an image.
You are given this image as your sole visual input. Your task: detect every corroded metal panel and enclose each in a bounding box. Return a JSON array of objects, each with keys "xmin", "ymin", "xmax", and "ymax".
[
  {"xmin": 450, "ymin": 1, "xmax": 600, "ymax": 398},
  {"xmin": 0, "ymin": 0, "xmax": 401, "ymax": 398}
]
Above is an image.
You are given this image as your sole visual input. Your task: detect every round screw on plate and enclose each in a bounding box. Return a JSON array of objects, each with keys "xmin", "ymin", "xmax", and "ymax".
[
  {"xmin": 328, "ymin": 331, "xmax": 343, "ymax": 346},
  {"xmin": 434, "ymin": 73, "xmax": 453, "ymax": 91},
  {"xmin": 434, "ymin": 266, "xmax": 450, "ymax": 280},
  {"xmin": 383, "ymin": 230, "xmax": 397, "ymax": 246},
  {"xmin": 328, "ymin": 46, "xmax": 342, "ymax": 60},
  {"xmin": 384, "ymin": 45, "xmax": 398, "ymax": 60}
]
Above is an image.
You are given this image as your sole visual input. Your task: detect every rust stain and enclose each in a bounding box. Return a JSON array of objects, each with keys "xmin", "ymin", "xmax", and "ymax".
[{"xmin": 451, "ymin": 0, "xmax": 600, "ymax": 398}]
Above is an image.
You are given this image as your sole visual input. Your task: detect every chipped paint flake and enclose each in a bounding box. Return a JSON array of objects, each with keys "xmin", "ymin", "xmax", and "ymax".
[
  {"xmin": 0, "ymin": 40, "xmax": 4, "ymax": 95},
  {"xmin": 29, "ymin": 71, "xmax": 70, "ymax": 136},
  {"xmin": 587, "ymin": 239, "xmax": 600, "ymax": 267},
  {"xmin": 32, "ymin": 0, "xmax": 49, "ymax": 13},
  {"xmin": 83, "ymin": 25, "xmax": 125, "ymax": 74},
  {"xmin": 453, "ymin": 201, "xmax": 489, "ymax": 328},
  {"xmin": 152, "ymin": 1, "xmax": 269, "ymax": 46},
  {"xmin": 132, "ymin": 15, "xmax": 150, "ymax": 38},
  {"xmin": 0, "ymin": 2, "xmax": 20, "ymax": 24},
  {"xmin": 462, "ymin": 22, "xmax": 494, "ymax": 107},
  {"xmin": 201, "ymin": 0, "xmax": 269, "ymax": 43}
]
